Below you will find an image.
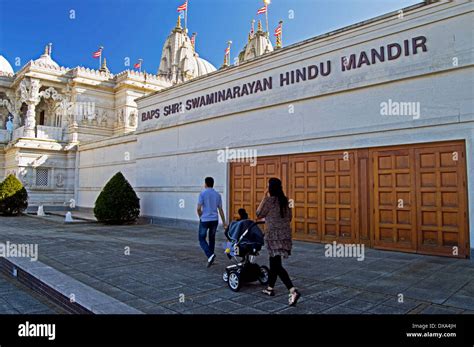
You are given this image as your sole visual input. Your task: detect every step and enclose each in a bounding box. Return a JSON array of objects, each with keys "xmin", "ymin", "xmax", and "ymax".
[{"xmin": 0, "ymin": 257, "xmax": 142, "ymax": 314}]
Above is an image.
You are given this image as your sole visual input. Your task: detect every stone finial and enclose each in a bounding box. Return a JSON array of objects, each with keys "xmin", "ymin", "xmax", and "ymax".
[
  {"xmin": 99, "ymin": 57, "xmax": 110, "ymax": 73},
  {"xmin": 177, "ymin": 15, "xmax": 182, "ymax": 29},
  {"xmin": 257, "ymin": 20, "xmax": 263, "ymax": 32}
]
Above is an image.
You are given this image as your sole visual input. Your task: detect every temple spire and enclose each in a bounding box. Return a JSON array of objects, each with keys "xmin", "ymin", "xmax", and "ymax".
[{"xmin": 99, "ymin": 57, "xmax": 110, "ymax": 73}]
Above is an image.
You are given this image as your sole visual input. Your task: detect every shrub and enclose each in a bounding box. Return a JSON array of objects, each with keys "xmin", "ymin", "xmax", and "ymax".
[
  {"xmin": 0, "ymin": 174, "xmax": 28, "ymax": 216},
  {"xmin": 94, "ymin": 172, "xmax": 140, "ymax": 224}
]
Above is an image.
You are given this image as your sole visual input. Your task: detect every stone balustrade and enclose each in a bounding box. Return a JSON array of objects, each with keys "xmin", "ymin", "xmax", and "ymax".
[
  {"xmin": 12, "ymin": 126, "xmax": 25, "ymax": 141},
  {"xmin": 0, "ymin": 129, "xmax": 10, "ymax": 143},
  {"xmin": 36, "ymin": 125, "xmax": 63, "ymax": 141}
]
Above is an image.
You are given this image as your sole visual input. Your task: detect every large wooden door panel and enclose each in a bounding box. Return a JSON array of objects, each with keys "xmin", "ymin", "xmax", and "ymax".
[
  {"xmin": 289, "ymin": 155, "xmax": 321, "ymax": 241},
  {"xmin": 230, "ymin": 157, "xmax": 281, "ymax": 222},
  {"xmin": 415, "ymin": 144, "xmax": 468, "ymax": 257},
  {"xmin": 321, "ymin": 152, "xmax": 357, "ymax": 243},
  {"xmin": 230, "ymin": 141, "xmax": 469, "ymax": 258},
  {"xmin": 253, "ymin": 159, "xmax": 280, "ymax": 218},
  {"xmin": 230, "ymin": 162, "xmax": 253, "ymax": 220},
  {"xmin": 371, "ymin": 148, "xmax": 417, "ymax": 252}
]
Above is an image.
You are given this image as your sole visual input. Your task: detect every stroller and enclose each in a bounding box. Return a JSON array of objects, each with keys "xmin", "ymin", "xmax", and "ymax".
[{"xmin": 222, "ymin": 214, "xmax": 269, "ymax": 292}]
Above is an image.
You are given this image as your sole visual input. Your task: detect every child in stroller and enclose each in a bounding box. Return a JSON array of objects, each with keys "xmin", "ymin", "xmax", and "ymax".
[{"xmin": 222, "ymin": 209, "xmax": 270, "ymax": 292}]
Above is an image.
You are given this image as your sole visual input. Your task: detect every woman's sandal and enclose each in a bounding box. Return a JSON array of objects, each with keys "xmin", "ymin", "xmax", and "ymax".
[
  {"xmin": 288, "ymin": 290, "xmax": 301, "ymax": 306},
  {"xmin": 262, "ymin": 288, "xmax": 275, "ymax": 296}
]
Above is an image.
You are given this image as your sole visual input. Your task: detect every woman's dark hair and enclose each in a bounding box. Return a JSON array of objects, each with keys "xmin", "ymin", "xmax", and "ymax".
[
  {"xmin": 238, "ymin": 208, "xmax": 248, "ymax": 220},
  {"xmin": 268, "ymin": 178, "xmax": 288, "ymax": 218}
]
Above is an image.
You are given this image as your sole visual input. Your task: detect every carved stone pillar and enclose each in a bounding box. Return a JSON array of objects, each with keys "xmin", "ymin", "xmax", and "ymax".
[
  {"xmin": 24, "ymin": 102, "xmax": 37, "ymax": 137},
  {"xmin": 20, "ymin": 78, "xmax": 41, "ymax": 138}
]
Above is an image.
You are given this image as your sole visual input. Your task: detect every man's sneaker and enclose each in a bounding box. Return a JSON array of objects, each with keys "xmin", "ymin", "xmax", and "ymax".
[{"xmin": 207, "ymin": 254, "xmax": 216, "ymax": 268}]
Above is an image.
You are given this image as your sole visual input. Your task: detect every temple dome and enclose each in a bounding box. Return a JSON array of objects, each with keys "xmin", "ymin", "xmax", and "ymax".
[
  {"xmin": 34, "ymin": 44, "xmax": 59, "ymax": 68},
  {"xmin": 0, "ymin": 55, "xmax": 14, "ymax": 75},
  {"xmin": 158, "ymin": 17, "xmax": 216, "ymax": 84},
  {"xmin": 239, "ymin": 20, "xmax": 274, "ymax": 64}
]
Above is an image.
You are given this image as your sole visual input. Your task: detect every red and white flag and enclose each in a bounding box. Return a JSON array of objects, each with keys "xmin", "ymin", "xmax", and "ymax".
[
  {"xmin": 177, "ymin": 1, "xmax": 188, "ymax": 12},
  {"xmin": 257, "ymin": 6, "xmax": 267, "ymax": 15},
  {"xmin": 134, "ymin": 61, "xmax": 142, "ymax": 69},
  {"xmin": 274, "ymin": 23, "xmax": 282, "ymax": 37},
  {"xmin": 92, "ymin": 48, "xmax": 102, "ymax": 58}
]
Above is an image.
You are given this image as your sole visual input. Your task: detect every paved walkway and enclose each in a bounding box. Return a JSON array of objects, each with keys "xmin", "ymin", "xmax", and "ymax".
[
  {"xmin": 0, "ymin": 215, "xmax": 473, "ymax": 314},
  {"xmin": 0, "ymin": 271, "xmax": 65, "ymax": 314}
]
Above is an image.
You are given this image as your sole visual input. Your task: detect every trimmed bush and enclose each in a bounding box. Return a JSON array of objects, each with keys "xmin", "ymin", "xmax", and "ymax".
[
  {"xmin": 0, "ymin": 174, "xmax": 28, "ymax": 216},
  {"xmin": 94, "ymin": 172, "xmax": 140, "ymax": 224}
]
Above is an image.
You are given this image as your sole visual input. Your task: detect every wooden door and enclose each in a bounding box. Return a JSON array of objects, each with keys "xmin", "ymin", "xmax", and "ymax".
[
  {"xmin": 253, "ymin": 158, "xmax": 281, "ymax": 219},
  {"xmin": 371, "ymin": 148, "xmax": 417, "ymax": 252},
  {"xmin": 230, "ymin": 162, "xmax": 253, "ymax": 220},
  {"xmin": 415, "ymin": 143, "xmax": 468, "ymax": 257},
  {"xmin": 230, "ymin": 157, "xmax": 281, "ymax": 222},
  {"xmin": 289, "ymin": 155, "xmax": 321, "ymax": 241},
  {"xmin": 320, "ymin": 151, "xmax": 358, "ymax": 243}
]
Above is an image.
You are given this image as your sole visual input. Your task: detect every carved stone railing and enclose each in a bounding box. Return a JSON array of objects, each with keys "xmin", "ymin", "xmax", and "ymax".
[
  {"xmin": 36, "ymin": 125, "xmax": 63, "ymax": 141},
  {"xmin": 0, "ymin": 129, "xmax": 10, "ymax": 143},
  {"xmin": 12, "ymin": 126, "xmax": 25, "ymax": 141}
]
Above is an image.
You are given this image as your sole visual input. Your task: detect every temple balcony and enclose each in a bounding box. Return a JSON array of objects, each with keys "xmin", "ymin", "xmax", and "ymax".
[
  {"xmin": 0, "ymin": 129, "xmax": 9, "ymax": 142},
  {"xmin": 36, "ymin": 125, "xmax": 63, "ymax": 141},
  {"xmin": 11, "ymin": 125, "xmax": 64, "ymax": 142}
]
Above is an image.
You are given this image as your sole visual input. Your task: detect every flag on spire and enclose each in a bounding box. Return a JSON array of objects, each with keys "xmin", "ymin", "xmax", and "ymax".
[
  {"xmin": 275, "ymin": 21, "xmax": 283, "ymax": 48},
  {"xmin": 257, "ymin": 6, "xmax": 267, "ymax": 15},
  {"xmin": 223, "ymin": 41, "xmax": 232, "ymax": 67},
  {"xmin": 274, "ymin": 22, "xmax": 282, "ymax": 37},
  {"xmin": 134, "ymin": 60, "xmax": 142, "ymax": 69},
  {"xmin": 92, "ymin": 47, "xmax": 102, "ymax": 58},
  {"xmin": 177, "ymin": 1, "xmax": 188, "ymax": 30},
  {"xmin": 177, "ymin": 1, "xmax": 188, "ymax": 12}
]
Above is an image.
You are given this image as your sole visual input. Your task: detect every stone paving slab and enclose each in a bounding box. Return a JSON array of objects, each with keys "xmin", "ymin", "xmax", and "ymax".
[
  {"xmin": 0, "ymin": 271, "xmax": 65, "ymax": 314},
  {"xmin": 0, "ymin": 215, "xmax": 473, "ymax": 314},
  {"xmin": 3, "ymin": 256, "xmax": 142, "ymax": 314}
]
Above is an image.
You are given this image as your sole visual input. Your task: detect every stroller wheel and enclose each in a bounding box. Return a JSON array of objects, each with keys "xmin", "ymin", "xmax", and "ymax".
[
  {"xmin": 228, "ymin": 271, "xmax": 241, "ymax": 292},
  {"xmin": 258, "ymin": 265, "xmax": 270, "ymax": 285},
  {"xmin": 222, "ymin": 271, "xmax": 229, "ymax": 282}
]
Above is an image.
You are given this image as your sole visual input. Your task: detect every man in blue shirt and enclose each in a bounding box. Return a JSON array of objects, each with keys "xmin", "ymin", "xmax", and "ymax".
[{"xmin": 197, "ymin": 177, "xmax": 227, "ymax": 267}]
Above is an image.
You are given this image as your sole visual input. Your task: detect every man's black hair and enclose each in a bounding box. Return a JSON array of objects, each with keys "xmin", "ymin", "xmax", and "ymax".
[{"xmin": 205, "ymin": 177, "xmax": 214, "ymax": 188}]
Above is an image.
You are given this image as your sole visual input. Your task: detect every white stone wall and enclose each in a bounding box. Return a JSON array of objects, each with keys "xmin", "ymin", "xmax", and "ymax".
[
  {"xmin": 133, "ymin": 70, "xmax": 473, "ymax": 223},
  {"xmin": 76, "ymin": 1, "xmax": 474, "ymax": 247},
  {"xmin": 77, "ymin": 135, "xmax": 136, "ymax": 208}
]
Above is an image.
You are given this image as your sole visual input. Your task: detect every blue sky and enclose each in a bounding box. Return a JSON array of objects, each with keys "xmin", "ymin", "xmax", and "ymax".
[{"xmin": 0, "ymin": 0, "xmax": 420, "ymax": 73}]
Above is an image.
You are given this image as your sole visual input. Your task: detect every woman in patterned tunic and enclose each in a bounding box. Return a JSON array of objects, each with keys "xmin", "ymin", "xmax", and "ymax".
[{"xmin": 256, "ymin": 177, "xmax": 301, "ymax": 306}]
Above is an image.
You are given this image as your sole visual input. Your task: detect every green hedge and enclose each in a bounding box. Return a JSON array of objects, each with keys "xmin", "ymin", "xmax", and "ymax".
[
  {"xmin": 0, "ymin": 174, "xmax": 28, "ymax": 216},
  {"xmin": 94, "ymin": 172, "xmax": 140, "ymax": 224}
]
